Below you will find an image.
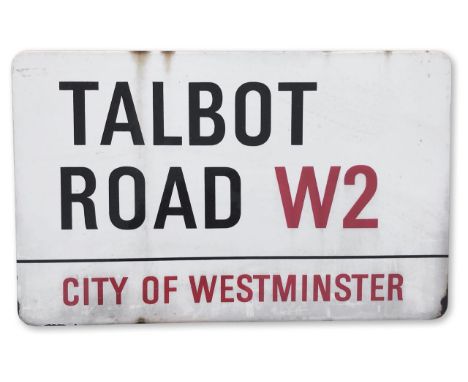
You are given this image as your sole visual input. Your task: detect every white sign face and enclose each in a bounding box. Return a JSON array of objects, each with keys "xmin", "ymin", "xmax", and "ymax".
[{"xmin": 13, "ymin": 51, "xmax": 451, "ymax": 325}]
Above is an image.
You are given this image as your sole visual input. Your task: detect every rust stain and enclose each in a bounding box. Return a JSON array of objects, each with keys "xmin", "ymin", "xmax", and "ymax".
[
  {"xmin": 131, "ymin": 50, "xmax": 150, "ymax": 66},
  {"xmin": 131, "ymin": 51, "xmax": 150, "ymax": 79},
  {"xmin": 161, "ymin": 50, "xmax": 175, "ymax": 73},
  {"xmin": 130, "ymin": 51, "xmax": 150, "ymax": 108},
  {"xmin": 131, "ymin": 50, "xmax": 150, "ymax": 57}
]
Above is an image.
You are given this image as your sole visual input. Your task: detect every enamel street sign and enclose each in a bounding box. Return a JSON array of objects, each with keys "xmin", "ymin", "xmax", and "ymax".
[{"xmin": 13, "ymin": 51, "xmax": 451, "ymax": 325}]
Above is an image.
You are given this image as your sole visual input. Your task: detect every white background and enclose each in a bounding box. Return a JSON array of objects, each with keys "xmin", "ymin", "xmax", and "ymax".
[{"xmin": 0, "ymin": 0, "xmax": 463, "ymax": 380}]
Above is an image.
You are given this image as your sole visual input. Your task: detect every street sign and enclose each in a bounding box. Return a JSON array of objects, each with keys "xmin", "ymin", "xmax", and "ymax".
[{"xmin": 13, "ymin": 51, "xmax": 451, "ymax": 324}]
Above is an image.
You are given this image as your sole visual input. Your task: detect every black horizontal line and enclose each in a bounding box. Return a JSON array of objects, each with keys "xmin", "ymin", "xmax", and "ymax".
[{"xmin": 17, "ymin": 254, "xmax": 448, "ymax": 264}]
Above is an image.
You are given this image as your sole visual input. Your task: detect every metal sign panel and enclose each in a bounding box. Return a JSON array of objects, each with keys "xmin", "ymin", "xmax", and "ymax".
[{"xmin": 13, "ymin": 51, "xmax": 451, "ymax": 325}]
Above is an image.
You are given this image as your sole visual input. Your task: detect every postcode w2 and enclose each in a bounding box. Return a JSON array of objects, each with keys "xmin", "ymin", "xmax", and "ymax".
[{"xmin": 275, "ymin": 165, "xmax": 378, "ymax": 229}]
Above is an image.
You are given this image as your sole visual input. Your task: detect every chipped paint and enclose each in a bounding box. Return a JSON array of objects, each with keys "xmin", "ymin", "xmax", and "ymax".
[{"xmin": 439, "ymin": 288, "xmax": 449, "ymax": 317}]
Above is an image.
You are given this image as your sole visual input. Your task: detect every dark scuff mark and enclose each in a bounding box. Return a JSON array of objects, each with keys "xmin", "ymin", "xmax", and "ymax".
[
  {"xmin": 384, "ymin": 50, "xmax": 392, "ymax": 57},
  {"xmin": 136, "ymin": 317, "xmax": 146, "ymax": 324},
  {"xmin": 15, "ymin": 67, "xmax": 47, "ymax": 78},
  {"xmin": 45, "ymin": 323, "xmax": 66, "ymax": 326},
  {"xmin": 439, "ymin": 287, "xmax": 448, "ymax": 317},
  {"xmin": 161, "ymin": 50, "xmax": 175, "ymax": 73},
  {"xmin": 17, "ymin": 301, "xmax": 21, "ymax": 315}
]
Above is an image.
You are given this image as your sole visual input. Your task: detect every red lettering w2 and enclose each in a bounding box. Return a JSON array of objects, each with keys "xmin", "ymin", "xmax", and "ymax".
[{"xmin": 275, "ymin": 165, "xmax": 378, "ymax": 229}]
